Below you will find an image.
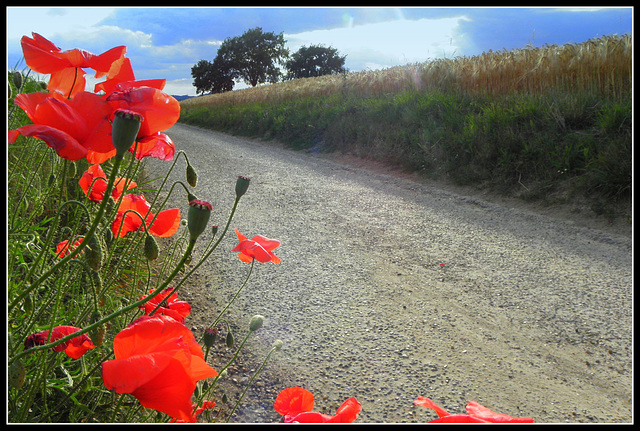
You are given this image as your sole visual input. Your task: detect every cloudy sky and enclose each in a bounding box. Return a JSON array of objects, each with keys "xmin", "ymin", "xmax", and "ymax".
[{"xmin": 6, "ymin": 6, "xmax": 633, "ymax": 96}]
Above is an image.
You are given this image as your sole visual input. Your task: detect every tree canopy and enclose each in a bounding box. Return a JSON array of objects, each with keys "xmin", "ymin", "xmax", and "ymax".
[
  {"xmin": 285, "ymin": 45, "xmax": 347, "ymax": 80},
  {"xmin": 191, "ymin": 28, "xmax": 350, "ymax": 94}
]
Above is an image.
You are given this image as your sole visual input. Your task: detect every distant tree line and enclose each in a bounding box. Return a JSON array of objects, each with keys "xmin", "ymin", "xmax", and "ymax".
[{"xmin": 191, "ymin": 27, "xmax": 347, "ymax": 95}]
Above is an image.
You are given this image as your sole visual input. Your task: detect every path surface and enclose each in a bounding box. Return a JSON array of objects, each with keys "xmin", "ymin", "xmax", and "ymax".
[{"xmin": 145, "ymin": 123, "xmax": 632, "ymax": 423}]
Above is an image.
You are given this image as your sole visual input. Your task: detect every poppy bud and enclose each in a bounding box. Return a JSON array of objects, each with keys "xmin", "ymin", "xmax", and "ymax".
[
  {"xmin": 203, "ymin": 328, "xmax": 218, "ymax": 348},
  {"xmin": 273, "ymin": 340, "xmax": 284, "ymax": 351},
  {"xmin": 211, "ymin": 225, "xmax": 219, "ymax": 237},
  {"xmin": 144, "ymin": 234, "xmax": 159, "ymax": 261},
  {"xmin": 186, "ymin": 164, "xmax": 198, "ymax": 188},
  {"xmin": 111, "ymin": 109, "xmax": 142, "ymax": 158},
  {"xmin": 48, "ymin": 173, "xmax": 56, "ymax": 187},
  {"xmin": 12, "ymin": 71, "xmax": 23, "ymax": 89},
  {"xmin": 85, "ymin": 235, "xmax": 104, "ymax": 271},
  {"xmin": 187, "ymin": 191, "xmax": 198, "ymax": 203},
  {"xmin": 9, "ymin": 360, "xmax": 26, "ymax": 389},
  {"xmin": 67, "ymin": 161, "xmax": 77, "ymax": 178},
  {"xmin": 249, "ymin": 315, "xmax": 264, "ymax": 332},
  {"xmin": 89, "ymin": 312, "xmax": 105, "ymax": 347},
  {"xmin": 38, "ymin": 81, "xmax": 47, "ymax": 91},
  {"xmin": 104, "ymin": 227, "xmax": 113, "ymax": 247},
  {"xmin": 187, "ymin": 199, "xmax": 212, "ymax": 241},
  {"xmin": 235, "ymin": 176, "xmax": 250, "ymax": 199},
  {"xmin": 225, "ymin": 330, "xmax": 234, "ymax": 349}
]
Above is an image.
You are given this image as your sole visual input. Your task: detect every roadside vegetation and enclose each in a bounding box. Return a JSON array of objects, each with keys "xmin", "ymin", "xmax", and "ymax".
[{"xmin": 180, "ymin": 34, "xmax": 632, "ymax": 217}]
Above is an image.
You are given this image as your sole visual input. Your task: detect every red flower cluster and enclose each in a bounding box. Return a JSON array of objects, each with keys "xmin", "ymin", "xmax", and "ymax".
[
  {"xmin": 414, "ymin": 397, "xmax": 535, "ymax": 423},
  {"xmin": 102, "ymin": 315, "xmax": 217, "ymax": 423},
  {"xmin": 24, "ymin": 325, "xmax": 95, "ymax": 359},
  {"xmin": 9, "ymin": 32, "xmax": 179, "ymax": 165},
  {"xmin": 139, "ymin": 288, "xmax": 191, "ymax": 323},
  {"xmin": 78, "ymin": 164, "xmax": 137, "ymax": 203},
  {"xmin": 111, "ymin": 194, "xmax": 180, "ymax": 239},
  {"xmin": 274, "ymin": 386, "xmax": 361, "ymax": 423}
]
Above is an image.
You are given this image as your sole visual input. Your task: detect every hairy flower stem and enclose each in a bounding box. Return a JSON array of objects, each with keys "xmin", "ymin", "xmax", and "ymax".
[
  {"xmin": 9, "ymin": 236, "xmax": 197, "ymax": 367},
  {"xmin": 225, "ymin": 345, "xmax": 280, "ymax": 422},
  {"xmin": 207, "ymin": 260, "xmax": 254, "ymax": 333}
]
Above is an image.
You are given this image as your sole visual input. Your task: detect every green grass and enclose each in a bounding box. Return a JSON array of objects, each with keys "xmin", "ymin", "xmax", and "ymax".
[{"xmin": 180, "ymin": 88, "xmax": 631, "ymax": 210}]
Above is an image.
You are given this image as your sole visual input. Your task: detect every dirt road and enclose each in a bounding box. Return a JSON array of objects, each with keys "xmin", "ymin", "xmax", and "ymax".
[{"xmin": 144, "ymin": 123, "xmax": 632, "ymax": 423}]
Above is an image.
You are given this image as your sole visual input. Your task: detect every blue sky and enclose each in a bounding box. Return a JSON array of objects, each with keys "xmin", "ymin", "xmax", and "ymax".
[{"xmin": 6, "ymin": 6, "xmax": 633, "ymax": 96}]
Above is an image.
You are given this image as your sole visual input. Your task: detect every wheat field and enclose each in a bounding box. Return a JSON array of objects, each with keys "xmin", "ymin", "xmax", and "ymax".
[{"xmin": 182, "ymin": 34, "xmax": 631, "ymax": 109}]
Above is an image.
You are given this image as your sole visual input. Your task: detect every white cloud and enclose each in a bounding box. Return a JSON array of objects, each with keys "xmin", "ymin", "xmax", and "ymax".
[{"xmin": 285, "ymin": 16, "xmax": 470, "ymax": 71}]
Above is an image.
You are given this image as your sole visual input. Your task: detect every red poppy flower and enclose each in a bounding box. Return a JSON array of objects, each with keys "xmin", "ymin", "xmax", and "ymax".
[
  {"xmin": 9, "ymin": 91, "xmax": 114, "ymax": 162},
  {"xmin": 78, "ymin": 164, "xmax": 137, "ymax": 203},
  {"xmin": 56, "ymin": 238, "xmax": 84, "ymax": 258},
  {"xmin": 275, "ymin": 387, "xmax": 361, "ymax": 423},
  {"xmin": 84, "ymin": 86, "xmax": 179, "ymax": 163},
  {"xmin": 95, "ymin": 58, "xmax": 167, "ymax": 95},
  {"xmin": 274, "ymin": 386, "xmax": 315, "ymax": 418},
  {"xmin": 21, "ymin": 32, "xmax": 127, "ymax": 97},
  {"xmin": 111, "ymin": 194, "xmax": 180, "ymax": 238},
  {"xmin": 170, "ymin": 400, "xmax": 216, "ymax": 423},
  {"xmin": 139, "ymin": 288, "xmax": 191, "ymax": 323},
  {"xmin": 414, "ymin": 397, "xmax": 534, "ymax": 423},
  {"xmin": 232, "ymin": 228, "xmax": 281, "ymax": 264},
  {"xmin": 25, "ymin": 325, "xmax": 96, "ymax": 359},
  {"xmin": 101, "ymin": 315, "xmax": 218, "ymax": 423}
]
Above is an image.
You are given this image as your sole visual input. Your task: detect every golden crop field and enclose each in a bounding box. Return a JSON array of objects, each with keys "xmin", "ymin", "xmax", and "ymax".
[{"xmin": 182, "ymin": 34, "xmax": 631, "ymax": 109}]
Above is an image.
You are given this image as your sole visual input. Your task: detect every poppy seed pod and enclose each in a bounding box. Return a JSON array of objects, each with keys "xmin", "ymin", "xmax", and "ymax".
[
  {"xmin": 235, "ymin": 176, "xmax": 250, "ymax": 199},
  {"xmin": 112, "ymin": 109, "xmax": 142, "ymax": 158},
  {"xmin": 187, "ymin": 199, "xmax": 212, "ymax": 241},
  {"xmin": 249, "ymin": 315, "xmax": 264, "ymax": 332},
  {"xmin": 186, "ymin": 164, "xmax": 198, "ymax": 188}
]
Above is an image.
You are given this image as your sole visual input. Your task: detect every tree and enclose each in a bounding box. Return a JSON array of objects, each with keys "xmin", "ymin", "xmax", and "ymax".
[
  {"xmin": 285, "ymin": 45, "xmax": 347, "ymax": 80},
  {"xmin": 216, "ymin": 27, "xmax": 289, "ymax": 87},
  {"xmin": 191, "ymin": 57, "xmax": 234, "ymax": 95}
]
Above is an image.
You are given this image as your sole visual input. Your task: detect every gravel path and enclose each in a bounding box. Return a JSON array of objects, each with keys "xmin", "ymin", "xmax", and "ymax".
[{"xmin": 145, "ymin": 123, "xmax": 632, "ymax": 424}]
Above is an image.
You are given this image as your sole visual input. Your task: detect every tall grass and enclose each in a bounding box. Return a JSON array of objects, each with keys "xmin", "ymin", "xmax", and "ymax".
[{"xmin": 181, "ymin": 34, "xmax": 632, "ymax": 206}]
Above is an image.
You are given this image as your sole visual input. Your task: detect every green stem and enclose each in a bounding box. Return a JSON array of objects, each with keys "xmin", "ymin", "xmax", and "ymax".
[
  {"xmin": 9, "ymin": 155, "xmax": 125, "ymax": 312},
  {"xmin": 8, "ymin": 219, "xmax": 197, "ymax": 367},
  {"xmin": 226, "ymin": 345, "xmax": 279, "ymax": 423}
]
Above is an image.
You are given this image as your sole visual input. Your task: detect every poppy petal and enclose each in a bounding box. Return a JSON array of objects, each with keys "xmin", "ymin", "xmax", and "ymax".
[
  {"xmin": 465, "ymin": 401, "xmax": 535, "ymax": 423},
  {"xmin": 274, "ymin": 386, "xmax": 315, "ymax": 416},
  {"xmin": 133, "ymin": 133, "xmax": 175, "ymax": 161},
  {"xmin": 147, "ymin": 208, "xmax": 181, "ymax": 237},
  {"xmin": 12, "ymin": 125, "xmax": 88, "ymax": 161}
]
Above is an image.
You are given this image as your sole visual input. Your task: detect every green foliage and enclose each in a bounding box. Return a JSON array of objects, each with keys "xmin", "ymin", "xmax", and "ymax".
[
  {"xmin": 217, "ymin": 27, "xmax": 289, "ymax": 88},
  {"xmin": 180, "ymin": 87, "xmax": 631, "ymax": 205},
  {"xmin": 285, "ymin": 44, "xmax": 347, "ymax": 80}
]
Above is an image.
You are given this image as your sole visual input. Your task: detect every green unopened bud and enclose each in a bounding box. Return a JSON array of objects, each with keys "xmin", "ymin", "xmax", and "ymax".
[
  {"xmin": 235, "ymin": 176, "xmax": 251, "ymax": 199},
  {"xmin": 23, "ymin": 293, "xmax": 33, "ymax": 315},
  {"xmin": 225, "ymin": 330, "xmax": 234, "ymax": 349},
  {"xmin": 273, "ymin": 340, "xmax": 284, "ymax": 351},
  {"xmin": 48, "ymin": 173, "xmax": 56, "ymax": 187},
  {"xmin": 187, "ymin": 191, "xmax": 198, "ymax": 203},
  {"xmin": 186, "ymin": 164, "xmax": 198, "ymax": 188},
  {"xmin": 112, "ymin": 109, "xmax": 142, "ymax": 158},
  {"xmin": 9, "ymin": 360, "xmax": 26, "ymax": 389},
  {"xmin": 67, "ymin": 161, "xmax": 77, "ymax": 178},
  {"xmin": 104, "ymin": 228, "xmax": 114, "ymax": 247},
  {"xmin": 85, "ymin": 235, "xmax": 104, "ymax": 271},
  {"xmin": 187, "ymin": 199, "xmax": 212, "ymax": 241},
  {"xmin": 144, "ymin": 234, "xmax": 159, "ymax": 261},
  {"xmin": 38, "ymin": 81, "xmax": 48, "ymax": 91},
  {"xmin": 89, "ymin": 312, "xmax": 105, "ymax": 347},
  {"xmin": 203, "ymin": 328, "xmax": 218, "ymax": 348},
  {"xmin": 249, "ymin": 315, "xmax": 264, "ymax": 332},
  {"xmin": 12, "ymin": 71, "xmax": 23, "ymax": 89},
  {"xmin": 211, "ymin": 225, "xmax": 219, "ymax": 237}
]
